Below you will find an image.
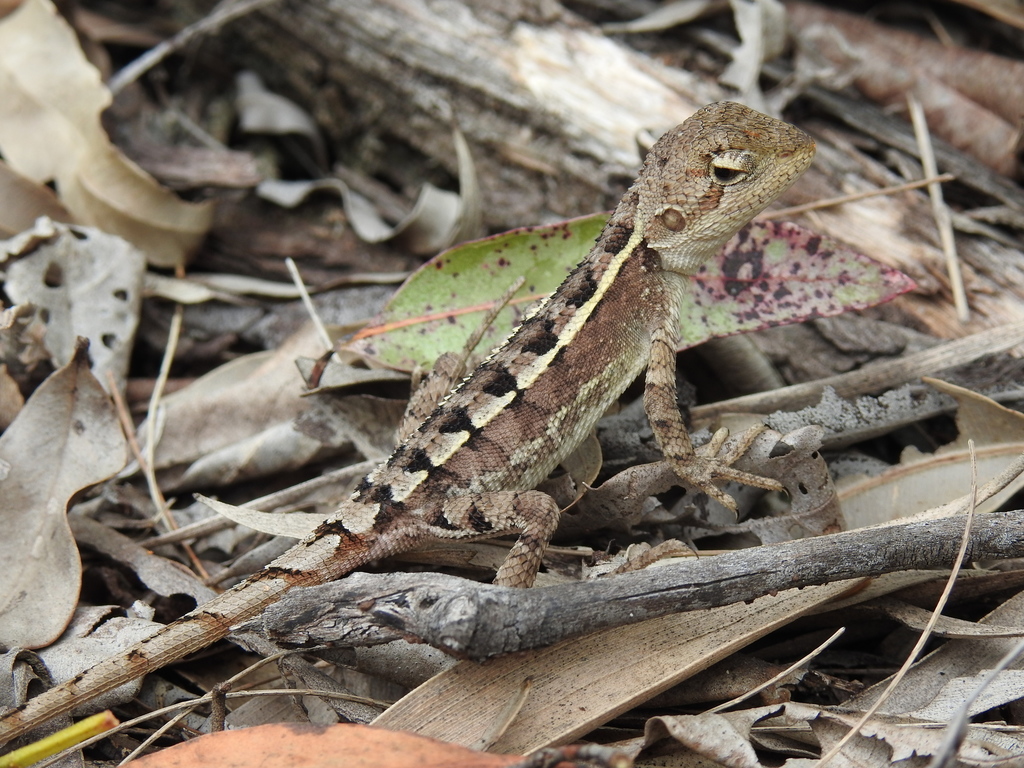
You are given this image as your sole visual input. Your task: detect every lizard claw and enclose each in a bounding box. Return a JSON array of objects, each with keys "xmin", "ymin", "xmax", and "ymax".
[{"xmin": 672, "ymin": 425, "xmax": 784, "ymax": 511}]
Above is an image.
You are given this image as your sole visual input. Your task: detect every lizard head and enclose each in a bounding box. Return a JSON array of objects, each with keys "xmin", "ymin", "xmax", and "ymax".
[{"xmin": 637, "ymin": 101, "xmax": 816, "ymax": 275}]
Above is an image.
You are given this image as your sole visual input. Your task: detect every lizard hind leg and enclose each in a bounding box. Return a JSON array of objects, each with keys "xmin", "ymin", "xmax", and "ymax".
[{"xmin": 435, "ymin": 490, "xmax": 561, "ymax": 588}]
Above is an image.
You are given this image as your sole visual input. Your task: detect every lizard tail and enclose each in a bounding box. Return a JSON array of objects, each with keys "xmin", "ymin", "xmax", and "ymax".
[{"xmin": 0, "ymin": 534, "xmax": 376, "ymax": 746}]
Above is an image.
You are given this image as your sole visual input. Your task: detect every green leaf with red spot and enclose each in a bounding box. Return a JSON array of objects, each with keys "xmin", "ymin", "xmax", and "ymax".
[
  {"xmin": 345, "ymin": 216, "xmax": 915, "ymax": 371},
  {"xmin": 345, "ymin": 213, "xmax": 606, "ymax": 370}
]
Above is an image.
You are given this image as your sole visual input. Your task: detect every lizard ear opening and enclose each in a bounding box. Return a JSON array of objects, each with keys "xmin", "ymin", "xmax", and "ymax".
[{"xmin": 658, "ymin": 207, "xmax": 687, "ymax": 232}]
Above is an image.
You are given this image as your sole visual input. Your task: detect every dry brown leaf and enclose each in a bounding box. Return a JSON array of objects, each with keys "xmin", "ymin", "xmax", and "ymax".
[
  {"xmin": 0, "ymin": 0, "xmax": 214, "ymax": 267},
  {"xmin": 847, "ymin": 588, "xmax": 1024, "ymax": 724},
  {"xmin": 129, "ymin": 723, "xmax": 530, "ymax": 768},
  {"xmin": 4, "ymin": 219, "xmax": 145, "ymax": 391},
  {"xmin": 0, "ymin": 342, "xmax": 128, "ymax": 649},
  {"xmin": 643, "ymin": 709, "xmax": 773, "ymax": 767}
]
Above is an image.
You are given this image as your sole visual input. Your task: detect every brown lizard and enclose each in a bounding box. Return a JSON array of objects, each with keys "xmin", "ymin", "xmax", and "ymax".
[{"xmin": 0, "ymin": 101, "xmax": 814, "ymax": 745}]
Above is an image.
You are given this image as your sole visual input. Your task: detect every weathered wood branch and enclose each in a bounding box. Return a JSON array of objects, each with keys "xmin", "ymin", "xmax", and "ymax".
[{"xmin": 253, "ymin": 508, "xmax": 1024, "ymax": 661}]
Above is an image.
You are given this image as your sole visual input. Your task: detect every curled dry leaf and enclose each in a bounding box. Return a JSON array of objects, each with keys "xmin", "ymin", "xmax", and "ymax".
[
  {"xmin": 257, "ymin": 127, "xmax": 480, "ymax": 257},
  {"xmin": 4, "ymin": 219, "xmax": 145, "ymax": 391},
  {"xmin": 138, "ymin": 326, "xmax": 329, "ymax": 490},
  {"xmin": 719, "ymin": 0, "xmax": 787, "ymax": 106},
  {"xmin": 235, "ymin": 70, "xmax": 326, "ymax": 166},
  {"xmin": 0, "ymin": 0, "xmax": 213, "ymax": 267},
  {"xmin": 0, "ymin": 342, "xmax": 128, "ymax": 649}
]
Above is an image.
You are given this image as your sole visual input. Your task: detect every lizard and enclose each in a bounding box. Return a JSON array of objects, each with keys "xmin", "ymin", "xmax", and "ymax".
[{"xmin": 0, "ymin": 101, "xmax": 815, "ymax": 746}]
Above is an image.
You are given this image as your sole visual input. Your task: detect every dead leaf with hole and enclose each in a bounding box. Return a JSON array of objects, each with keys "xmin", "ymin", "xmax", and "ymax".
[
  {"xmin": 4, "ymin": 219, "xmax": 144, "ymax": 391},
  {"xmin": 0, "ymin": 342, "xmax": 128, "ymax": 649},
  {"xmin": 0, "ymin": 0, "xmax": 213, "ymax": 267}
]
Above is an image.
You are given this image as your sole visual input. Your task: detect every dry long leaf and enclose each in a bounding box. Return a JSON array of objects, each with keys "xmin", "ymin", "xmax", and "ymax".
[
  {"xmin": 0, "ymin": 0, "xmax": 213, "ymax": 267},
  {"xmin": 0, "ymin": 342, "xmax": 128, "ymax": 649},
  {"xmin": 136, "ymin": 326, "xmax": 331, "ymax": 490}
]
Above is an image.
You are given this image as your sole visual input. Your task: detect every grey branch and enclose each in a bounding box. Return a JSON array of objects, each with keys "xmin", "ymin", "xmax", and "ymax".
[{"xmin": 253, "ymin": 509, "xmax": 1024, "ymax": 661}]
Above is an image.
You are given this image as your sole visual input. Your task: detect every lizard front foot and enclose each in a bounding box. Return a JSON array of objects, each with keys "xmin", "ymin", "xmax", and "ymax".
[{"xmin": 669, "ymin": 425, "xmax": 784, "ymax": 512}]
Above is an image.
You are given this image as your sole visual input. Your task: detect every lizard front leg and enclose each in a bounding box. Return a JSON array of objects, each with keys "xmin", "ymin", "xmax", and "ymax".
[
  {"xmin": 429, "ymin": 491, "xmax": 561, "ymax": 587},
  {"xmin": 643, "ymin": 303, "xmax": 784, "ymax": 512}
]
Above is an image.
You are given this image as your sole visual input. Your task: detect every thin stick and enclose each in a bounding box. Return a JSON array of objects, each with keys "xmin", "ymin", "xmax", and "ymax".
[
  {"xmin": 706, "ymin": 627, "xmax": 845, "ymax": 714},
  {"xmin": 285, "ymin": 257, "xmax": 332, "ymax": 350},
  {"xmin": 907, "ymin": 96, "xmax": 968, "ymax": 323},
  {"xmin": 143, "ymin": 303, "xmax": 181, "ymax": 534},
  {"xmin": 815, "ymin": 440, "xmax": 980, "ymax": 766},
  {"xmin": 765, "ymin": 173, "xmax": 955, "ymax": 220},
  {"xmin": 108, "ymin": 0, "xmax": 282, "ymax": 95}
]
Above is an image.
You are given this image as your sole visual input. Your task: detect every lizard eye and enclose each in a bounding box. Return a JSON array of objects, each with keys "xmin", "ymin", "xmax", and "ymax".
[
  {"xmin": 713, "ymin": 166, "xmax": 743, "ymax": 183},
  {"xmin": 710, "ymin": 150, "xmax": 755, "ymax": 185}
]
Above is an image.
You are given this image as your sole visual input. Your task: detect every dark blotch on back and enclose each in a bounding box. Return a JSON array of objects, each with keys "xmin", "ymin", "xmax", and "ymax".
[
  {"xmin": 403, "ymin": 447, "xmax": 435, "ymax": 473},
  {"xmin": 520, "ymin": 318, "xmax": 559, "ymax": 355},
  {"xmin": 429, "ymin": 509, "xmax": 460, "ymax": 530},
  {"xmin": 437, "ymin": 405, "xmax": 477, "ymax": 435},
  {"xmin": 563, "ymin": 269, "xmax": 598, "ymax": 308},
  {"xmin": 312, "ymin": 518, "xmax": 352, "ymax": 539},
  {"xmin": 480, "ymin": 365, "xmax": 520, "ymax": 397}
]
